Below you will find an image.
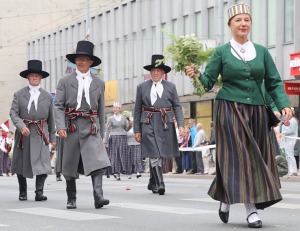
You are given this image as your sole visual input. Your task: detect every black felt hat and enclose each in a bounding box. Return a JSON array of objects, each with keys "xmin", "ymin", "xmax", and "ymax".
[
  {"xmin": 19, "ymin": 60, "xmax": 49, "ymax": 78},
  {"xmin": 143, "ymin": 54, "xmax": 171, "ymax": 73},
  {"xmin": 66, "ymin": 40, "xmax": 101, "ymax": 67}
]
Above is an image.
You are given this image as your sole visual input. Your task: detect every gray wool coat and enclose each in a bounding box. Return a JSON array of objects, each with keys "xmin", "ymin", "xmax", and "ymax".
[
  {"xmin": 10, "ymin": 87, "xmax": 55, "ymax": 178},
  {"xmin": 133, "ymin": 79, "xmax": 184, "ymax": 158},
  {"xmin": 54, "ymin": 72, "xmax": 111, "ymax": 178}
]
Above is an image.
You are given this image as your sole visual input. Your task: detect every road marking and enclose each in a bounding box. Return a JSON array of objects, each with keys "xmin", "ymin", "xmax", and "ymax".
[
  {"xmin": 9, "ymin": 207, "xmax": 120, "ymax": 220},
  {"xmin": 182, "ymin": 198, "xmax": 217, "ymax": 203},
  {"xmin": 0, "ymin": 224, "xmax": 9, "ymax": 227},
  {"xmin": 110, "ymin": 203, "xmax": 215, "ymax": 215},
  {"xmin": 182, "ymin": 197, "xmax": 300, "ymax": 210},
  {"xmin": 282, "ymin": 194, "xmax": 300, "ymax": 200},
  {"xmin": 272, "ymin": 203, "xmax": 300, "ymax": 210}
]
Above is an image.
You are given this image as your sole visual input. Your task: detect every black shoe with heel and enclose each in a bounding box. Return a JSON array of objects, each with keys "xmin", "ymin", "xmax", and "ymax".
[
  {"xmin": 219, "ymin": 202, "xmax": 229, "ymax": 223},
  {"xmin": 246, "ymin": 212, "xmax": 262, "ymax": 228}
]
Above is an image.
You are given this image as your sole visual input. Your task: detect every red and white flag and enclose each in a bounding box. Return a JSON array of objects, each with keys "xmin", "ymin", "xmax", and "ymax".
[{"xmin": 0, "ymin": 119, "xmax": 10, "ymax": 132}]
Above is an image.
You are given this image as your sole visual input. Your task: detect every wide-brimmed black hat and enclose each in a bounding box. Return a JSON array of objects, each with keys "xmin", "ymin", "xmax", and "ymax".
[
  {"xmin": 66, "ymin": 40, "xmax": 101, "ymax": 67},
  {"xmin": 143, "ymin": 54, "xmax": 171, "ymax": 73},
  {"xmin": 19, "ymin": 60, "xmax": 49, "ymax": 78}
]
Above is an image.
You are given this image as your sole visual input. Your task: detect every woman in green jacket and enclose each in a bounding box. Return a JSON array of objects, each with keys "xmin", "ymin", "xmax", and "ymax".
[{"xmin": 185, "ymin": 3, "xmax": 292, "ymax": 229}]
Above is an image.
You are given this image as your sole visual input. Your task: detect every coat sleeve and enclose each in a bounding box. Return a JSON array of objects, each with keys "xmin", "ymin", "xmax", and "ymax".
[
  {"xmin": 54, "ymin": 78, "xmax": 67, "ymax": 132},
  {"xmin": 10, "ymin": 92, "xmax": 26, "ymax": 131},
  {"xmin": 47, "ymin": 99, "xmax": 56, "ymax": 143},
  {"xmin": 133, "ymin": 84, "xmax": 143, "ymax": 133},
  {"xmin": 263, "ymin": 48, "xmax": 290, "ymax": 111},
  {"xmin": 171, "ymin": 84, "xmax": 184, "ymax": 128},
  {"xmin": 98, "ymin": 81, "xmax": 106, "ymax": 139}
]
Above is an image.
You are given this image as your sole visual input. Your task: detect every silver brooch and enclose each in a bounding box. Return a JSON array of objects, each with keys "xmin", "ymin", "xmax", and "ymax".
[{"xmin": 240, "ymin": 48, "xmax": 245, "ymax": 53}]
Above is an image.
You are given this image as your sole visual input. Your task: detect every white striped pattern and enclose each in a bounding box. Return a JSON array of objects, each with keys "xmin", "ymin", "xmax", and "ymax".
[{"xmin": 228, "ymin": 4, "xmax": 250, "ymax": 20}]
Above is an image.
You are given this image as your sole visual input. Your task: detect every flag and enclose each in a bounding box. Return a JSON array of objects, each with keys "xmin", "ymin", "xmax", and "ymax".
[{"xmin": 0, "ymin": 119, "xmax": 10, "ymax": 132}]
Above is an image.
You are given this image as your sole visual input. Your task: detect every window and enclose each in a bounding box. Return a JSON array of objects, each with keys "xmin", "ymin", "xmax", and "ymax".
[
  {"xmin": 161, "ymin": 23, "xmax": 168, "ymax": 53},
  {"xmin": 223, "ymin": 2, "xmax": 230, "ymax": 42},
  {"xmin": 267, "ymin": 0, "xmax": 276, "ymax": 46},
  {"xmin": 195, "ymin": 12, "xmax": 201, "ymax": 38},
  {"xmin": 208, "ymin": 8, "xmax": 214, "ymax": 39},
  {"xmin": 284, "ymin": 0, "xmax": 294, "ymax": 43},
  {"xmin": 152, "ymin": 26, "xmax": 156, "ymax": 53},
  {"xmin": 184, "ymin": 15, "xmax": 189, "ymax": 35},
  {"xmin": 172, "ymin": 19, "xmax": 178, "ymax": 37}
]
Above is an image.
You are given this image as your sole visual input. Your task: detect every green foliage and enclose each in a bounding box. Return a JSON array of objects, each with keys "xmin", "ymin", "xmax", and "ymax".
[{"xmin": 157, "ymin": 30, "xmax": 214, "ymax": 97}]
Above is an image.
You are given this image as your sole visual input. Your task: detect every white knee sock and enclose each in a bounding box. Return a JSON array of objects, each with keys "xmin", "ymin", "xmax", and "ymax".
[
  {"xmin": 220, "ymin": 202, "xmax": 230, "ymax": 212},
  {"xmin": 245, "ymin": 203, "xmax": 260, "ymax": 222}
]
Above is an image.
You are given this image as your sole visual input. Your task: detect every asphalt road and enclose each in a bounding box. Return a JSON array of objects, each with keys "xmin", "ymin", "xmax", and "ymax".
[{"xmin": 0, "ymin": 173, "xmax": 299, "ymax": 231}]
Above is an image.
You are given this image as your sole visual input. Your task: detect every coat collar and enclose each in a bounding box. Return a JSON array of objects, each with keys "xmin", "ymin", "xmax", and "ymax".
[
  {"xmin": 70, "ymin": 71, "xmax": 99, "ymax": 92},
  {"xmin": 23, "ymin": 86, "xmax": 46, "ymax": 102}
]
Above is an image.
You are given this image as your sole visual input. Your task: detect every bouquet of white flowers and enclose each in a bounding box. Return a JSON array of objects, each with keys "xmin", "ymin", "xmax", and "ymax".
[{"xmin": 157, "ymin": 30, "xmax": 214, "ymax": 97}]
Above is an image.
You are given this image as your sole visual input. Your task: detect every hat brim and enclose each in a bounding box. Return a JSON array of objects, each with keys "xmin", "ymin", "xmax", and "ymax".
[
  {"xmin": 143, "ymin": 64, "xmax": 171, "ymax": 74},
  {"xmin": 19, "ymin": 69, "xmax": 49, "ymax": 79},
  {"xmin": 66, "ymin": 53, "xmax": 102, "ymax": 67}
]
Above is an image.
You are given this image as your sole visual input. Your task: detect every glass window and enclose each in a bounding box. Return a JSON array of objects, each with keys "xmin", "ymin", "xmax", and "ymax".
[
  {"xmin": 161, "ymin": 23, "xmax": 168, "ymax": 53},
  {"xmin": 195, "ymin": 11, "xmax": 201, "ymax": 38},
  {"xmin": 284, "ymin": 0, "xmax": 294, "ymax": 43},
  {"xmin": 184, "ymin": 15, "xmax": 189, "ymax": 35},
  {"xmin": 133, "ymin": 33, "xmax": 138, "ymax": 76},
  {"xmin": 152, "ymin": 26, "xmax": 156, "ymax": 53},
  {"xmin": 223, "ymin": 2, "xmax": 230, "ymax": 43},
  {"xmin": 267, "ymin": 0, "xmax": 276, "ymax": 46},
  {"xmin": 208, "ymin": 8, "xmax": 214, "ymax": 39},
  {"xmin": 172, "ymin": 19, "xmax": 178, "ymax": 37}
]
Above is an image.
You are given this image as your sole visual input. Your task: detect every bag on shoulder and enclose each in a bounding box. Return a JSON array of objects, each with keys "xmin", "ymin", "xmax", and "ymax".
[{"xmin": 265, "ymin": 105, "xmax": 280, "ymax": 128}]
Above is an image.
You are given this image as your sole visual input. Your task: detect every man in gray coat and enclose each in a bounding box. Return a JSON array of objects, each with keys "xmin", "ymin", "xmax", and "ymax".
[
  {"xmin": 10, "ymin": 60, "xmax": 56, "ymax": 201},
  {"xmin": 134, "ymin": 54, "xmax": 184, "ymax": 195},
  {"xmin": 54, "ymin": 40, "xmax": 111, "ymax": 209}
]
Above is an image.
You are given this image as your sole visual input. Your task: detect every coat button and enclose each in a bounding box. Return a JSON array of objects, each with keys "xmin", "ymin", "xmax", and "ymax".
[{"xmin": 247, "ymin": 98, "xmax": 250, "ymax": 100}]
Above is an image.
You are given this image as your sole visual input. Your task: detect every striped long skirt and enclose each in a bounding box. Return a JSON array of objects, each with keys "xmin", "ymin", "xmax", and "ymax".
[
  {"xmin": 207, "ymin": 100, "xmax": 282, "ymax": 210},
  {"xmin": 128, "ymin": 145, "xmax": 144, "ymax": 173},
  {"xmin": 108, "ymin": 135, "xmax": 128, "ymax": 174}
]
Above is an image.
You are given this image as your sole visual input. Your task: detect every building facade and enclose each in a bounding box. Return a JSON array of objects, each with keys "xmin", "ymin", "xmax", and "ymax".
[{"xmin": 27, "ymin": 0, "xmax": 300, "ymax": 134}]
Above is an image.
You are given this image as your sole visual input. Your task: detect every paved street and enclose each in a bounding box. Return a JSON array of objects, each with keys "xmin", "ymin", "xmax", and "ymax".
[{"xmin": 0, "ymin": 173, "xmax": 299, "ymax": 231}]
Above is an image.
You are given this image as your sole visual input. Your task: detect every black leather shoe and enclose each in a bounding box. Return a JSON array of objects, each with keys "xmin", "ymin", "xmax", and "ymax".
[
  {"xmin": 35, "ymin": 194, "xmax": 47, "ymax": 201},
  {"xmin": 56, "ymin": 176, "xmax": 62, "ymax": 181},
  {"xmin": 247, "ymin": 212, "xmax": 262, "ymax": 228},
  {"xmin": 67, "ymin": 199, "xmax": 77, "ymax": 209},
  {"xmin": 19, "ymin": 192, "xmax": 27, "ymax": 201},
  {"xmin": 219, "ymin": 202, "xmax": 229, "ymax": 223},
  {"xmin": 94, "ymin": 197, "xmax": 110, "ymax": 209}
]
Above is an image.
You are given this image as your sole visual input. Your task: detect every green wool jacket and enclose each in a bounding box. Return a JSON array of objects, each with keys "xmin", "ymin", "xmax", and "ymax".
[{"xmin": 200, "ymin": 43, "xmax": 290, "ymax": 110}]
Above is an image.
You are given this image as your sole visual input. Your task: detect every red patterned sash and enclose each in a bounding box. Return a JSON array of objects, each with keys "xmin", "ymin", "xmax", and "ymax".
[
  {"xmin": 142, "ymin": 107, "xmax": 172, "ymax": 130},
  {"xmin": 18, "ymin": 119, "xmax": 49, "ymax": 149},
  {"xmin": 65, "ymin": 108, "xmax": 98, "ymax": 135}
]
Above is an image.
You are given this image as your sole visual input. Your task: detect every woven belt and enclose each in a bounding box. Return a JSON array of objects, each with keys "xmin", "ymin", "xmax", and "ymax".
[
  {"xmin": 65, "ymin": 108, "xmax": 98, "ymax": 135},
  {"xmin": 142, "ymin": 107, "xmax": 171, "ymax": 130},
  {"xmin": 18, "ymin": 119, "xmax": 49, "ymax": 149}
]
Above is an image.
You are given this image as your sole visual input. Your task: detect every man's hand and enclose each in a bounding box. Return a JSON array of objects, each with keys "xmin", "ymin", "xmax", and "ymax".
[
  {"xmin": 135, "ymin": 132, "xmax": 141, "ymax": 143},
  {"xmin": 58, "ymin": 129, "xmax": 67, "ymax": 138},
  {"xmin": 21, "ymin": 127, "xmax": 30, "ymax": 136}
]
